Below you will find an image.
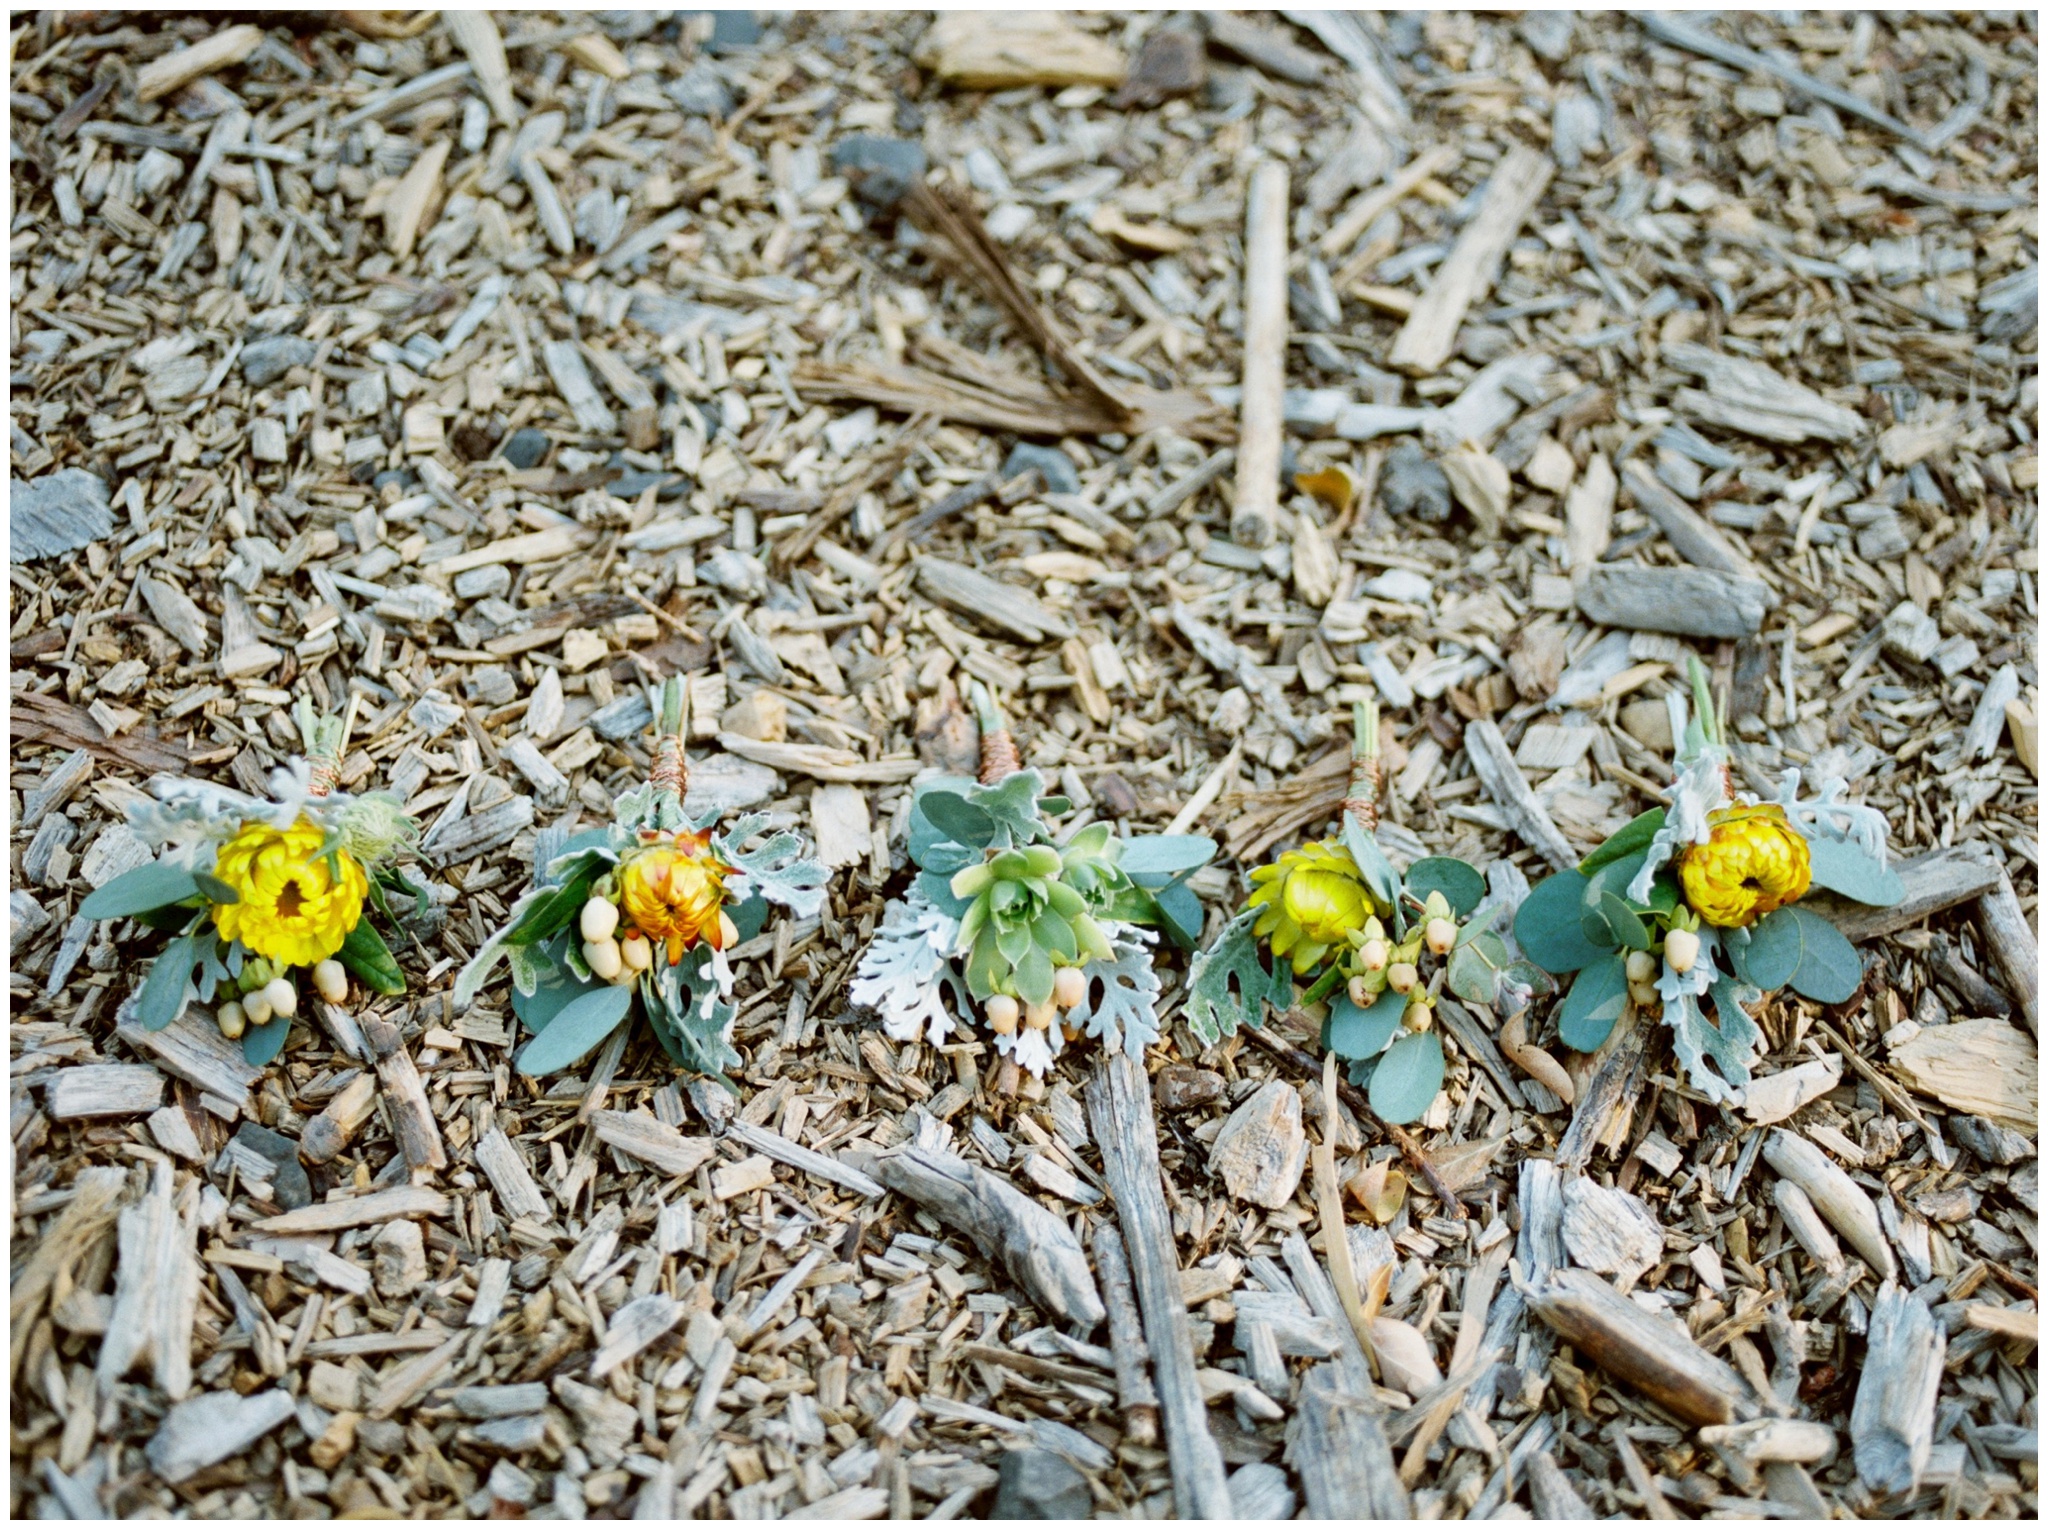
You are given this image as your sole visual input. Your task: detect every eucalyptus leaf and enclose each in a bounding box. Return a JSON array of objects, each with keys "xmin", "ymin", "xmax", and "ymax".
[
  {"xmin": 1445, "ymin": 930, "xmax": 1512, "ymax": 1006},
  {"xmin": 1149, "ymin": 882, "xmax": 1204, "ymax": 949},
  {"xmin": 136, "ymin": 931, "xmax": 198, "ymax": 1032},
  {"xmin": 1736, "ymin": 907, "xmax": 1801, "ymax": 990},
  {"xmin": 241, "ymin": 1014, "xmax": 292, "ymax": 1067},
  {"xmin": 515, "ymin": 985, "xmax": 633, "ymax": 1075},
  {"xmin": 1580, "ymin": 807, "xmax": 1667, "ymax": 876},
  {"xmin": 1323, "ymin": 988, "xmax": 1403, "ymax": 1061},
  {"xmin": 919, "ymin": 792, "xmax": 995, "ymax": 849},
  {"xmin": 1406, "ymin": 856, "xmax": 1486, "ymax": 917},
  {"xmin": 1514, "ymin": 871, "xmax": 1608, "ymax": 973},
  {"xmin": 1555, "ymin": 951, "xmax": 1629, "ymax": 1053},
  {"xmin": 1368, "ymin": 1031, "xmax": 1445, "ymax": 1125},
  {"xmin": 1117, "ymin": 835, "xmax": 1217, "ymax": 879},
  {"xmin": 909, "ymin": 774, "xmax": 980, "ymax": 864},
  {"xmin": 1781, "ymin": 906, "xmax": 1864, "ymax": 1003},
  {"xmin": 1804, "ymin": 835, "xmax": 1905, "ymax": 907},
  {"xmin": 727, "ymin": 892, "xmax": 770, "ymax": 946},
  {"xmin": 79, "ymin": 861, "xmax": 201, "ymax": 921},
  {"xmin": 1582, "ymin": 887, "xmax": 1651, "ymax": 952},
  {"xmin": 510, "ymin": 947, "xmax": 603, "ymax": 1031},
  {"xmin": 192, "ymin": 871, "xmax": 240, "ymax": 906}
]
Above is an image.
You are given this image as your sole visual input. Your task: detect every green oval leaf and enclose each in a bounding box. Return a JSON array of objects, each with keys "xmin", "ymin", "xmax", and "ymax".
[
  {"xmin": 242, "ymin": 1014, "xmax": 292, "ymax": 1067},
  {"xmin": 516, "ymin": 985, "xmax": 633, "ymax": 1075},
  {"xmin": 340, "ymin": 920, "xmax": 407, "ymax": 996},
  {"xmin": 1579, "ymin": 807, "xmax": 1667, "ymax": 876},
  {"xmin": 1446, "ymin": 931, "xmax": 1510, "ymax": 1006},
  {"xmin": 1555, "ymin": 951, "xmax": 1629, "ymax": 1052},
  {"xmin": 1582, "ymin": 887, "xmax": 1651, "ymax": 952},
  {"xmin": 1735, "ymin": 908, "xmax": 1801, "ymax": 990},
  {"xmin": 1369, "ymin": 1031, "xmax": 1445, "ymax": 1125},
  {"xmin": 1783, "ymin": 906, "xmax": 1864, "ymax": 1003},
  {"xmin": 1324, "ymin": 987, "xmax": 1404, "ymax": 1061},
  {"xmin": 1406, "ymin": 856, "xmax": 1487, "ymax": 917},
  {"xmin": 510, "ymin": 951, "xmax": 605, "ymax": 1031},
  {"xmin": 136, "ymin": 931, "xmax": 200, "ymax": 1032},
  {"xmin": 1015, "ymin": 946, "xmax": 1055, "ymax": 1008},
  {"xmin": 1804, "ymin": 836, "xmax": 1905, "ymax": 907},
  {"xmin": 920, "ymin": 792, "xmax": 996, "ymax": 849},
  {"xmin": 1117, "ymin": 835, "xmax": 1217, "ymax": 880},
  {"xmin": 192, "ymin": 871, "xmax": 240, "ymax": 906},
  {"xmin": 80, "ymin": 861, "xmax": 202, "ymax": 921},
  {"xmin": 1514, "ymin": 871, "xmax": 1608, "ymax": 973}
]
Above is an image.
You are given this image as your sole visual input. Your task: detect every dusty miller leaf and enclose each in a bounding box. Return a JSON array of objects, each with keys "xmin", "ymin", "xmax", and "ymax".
[
  {"xmin": 717, "ymin": 818, "xmax": 829, "ymax": 918},
  {"xmin": 1184, "ymin": 909, "xmax": 1284, "ymax": 1045},
  {"xmin": 850, "ymin": 891, "xmax": 961, "ymax": 1045},
  {"xmin": 1068, "ymin": 923, "xmax": 1164, "ymax": 1062}
]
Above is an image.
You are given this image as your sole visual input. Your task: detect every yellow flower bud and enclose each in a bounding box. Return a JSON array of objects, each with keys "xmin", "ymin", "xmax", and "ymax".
[
  {"xmin": 263, "ymin": 976, "xmax": 298, "ymax": 1020},
  {"xmin": 620, "ymin": 934, "xmax": 653, "ymax": 971},
  {"xmin": 1348, "ymin": 974, "xmax": 1374, "ymax": 1008},
  {"xmin": 1402, "ymin": 999, "xmax": 1433, "ymax": 1032}
]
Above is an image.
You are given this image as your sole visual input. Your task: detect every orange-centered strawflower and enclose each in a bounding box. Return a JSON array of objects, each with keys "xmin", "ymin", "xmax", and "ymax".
[
  {"xmin": 620, "ymin": 829, "xmax": 731, "ymax": 964},
  {"xmin": 1678, "ymin": 804, "xmax": 1812, "ymax": 927}
]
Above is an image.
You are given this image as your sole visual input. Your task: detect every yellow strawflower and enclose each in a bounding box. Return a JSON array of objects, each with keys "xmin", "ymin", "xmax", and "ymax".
[
  {"xmin": 1248, "ymin": 838, "xmax": 1376, "ymax": 974},
  {"xmin": 1679, "ymin": 804, "xmax": 1811, "ymax": 927},
  {"xmin": 620, "ymin": 829, "xmax": 731, "ymax": 965},
  {"xmin": 211, "ymin": 818, "xmax": 367, "ymax": 967}
]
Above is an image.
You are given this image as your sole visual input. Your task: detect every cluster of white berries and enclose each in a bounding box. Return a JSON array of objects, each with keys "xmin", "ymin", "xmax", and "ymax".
[
  {"xmin": 984, "ymin": 966, "xmax": 1089, "ymax": 1038},
  {"xmin": 578, "ymin": 896, "xmax": 653, "ymax": 986}
]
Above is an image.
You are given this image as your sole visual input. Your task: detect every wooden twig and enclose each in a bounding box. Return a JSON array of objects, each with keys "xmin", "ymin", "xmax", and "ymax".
[
  {"xmin": 299, "ymin": 1072, "xmax": 377, "ymax": 1165},
  {"xmin": 1231, "ymin": 159, "xmax": 1290, "ymax": 550},
  {"xmin": 1085, "ymin": 1053, "xmax": 1232, "ymax": 1518},
  {"xmin": 1555, "ymin": 1007, "xmax": 1650, "ymax": 1176},
  {"xmin": 1388, "ymin": 144, "xmax": 1553, "ymax": 375},
  {"xmin": 868, "ymin": 1139, "xmax": 1103, "ymax": 1329},
  {"xmin": 1463, "ymin": 719, "xmax": 1579, "ymax": 871},
  {"xmin": 1763, "ymin": 1128, "xmax": 1897, "ymax": 1281},
  {"xmin": 1977, "ymin": 871, "xmax": 2038, "ymax": 1037},
  {"xmin": 1240, "ymin": 1020, "xmax": 1466, "ymax": 1219},
  {"xmin": 1525, "ymin": 1268, "xmax": 1753, "ymax": 1427},
  {"xmin": 362, "ymin": 1014, "xmax": 447, "ymax": 1172},
  {"xmin": 1088, "ymin": 1222, "xmax": 1160, "ymax": 1447}
]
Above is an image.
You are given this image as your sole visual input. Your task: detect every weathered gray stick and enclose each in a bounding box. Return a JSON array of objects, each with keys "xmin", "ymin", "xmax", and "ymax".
[
  {"xmin": 1526, "ymin": 1268, "xmax": 1753, "ymax": 1427},
  {"xmin": 1390, "ymin": 144, "xmax": 1553, "ymax": 374},
  {"xmin": 1087, "ymin": 1052, "xmax": 1232, "ymax": 1518},
  {"xmin": 1850, "ymin": 1282, "xmax": 1946, "ymax": 1499},
  {"xmin": 1231, "ymin": 159, "xmax": 1290, "ymax": 550},
  {"xmin": 1089, "ymin": 1221, "xmax": 1160, "ymax": 1447},
  {"xmin": 1556, "ymin": 1009, "xmax": 1649, "ymax": 1176},
  {"xmin": 1464, "ymin": 718, "xmax": 1578, "ymax": 871},
  {"xmin": 1621, "ymin": 460, "xmax": 1772, "ymax": 584},
  {"xmin": 1287, "ymin": 1362, "xmax": 1412, "ymax": 1518},
  {"xmin": 1576, "ymin": 564, "xmax": 1775, "ymax": 639},
  {"xmin": 869, "ymin": 1140, "xmax": 1103, "ymax": 1330},
  {"xmin": 1804, "ymin": 844, "xmax": 2003, "ymax": 941},
  {"xmin": 363, "ymin": 1014, "xmax": 446, "ymax": 1172},
  {"xmin": 1977, "ymin": 871, "xmax": 2038, "ymax": 1037}
]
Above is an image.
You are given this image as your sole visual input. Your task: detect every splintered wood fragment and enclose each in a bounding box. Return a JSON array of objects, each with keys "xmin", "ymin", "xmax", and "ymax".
[
  {"xmin": 384, "ymin": 138, "xmax": 449, "ymax": 259},
  {"xmin": 1172, "ymin": 604, "xmax": 1317, "ymax": 746},
  {"xmin": 45, "ymin": 1062, "xmax": 163, "ymax": 1120},
  {"xmin": 1526, "ymin": 1449, "xmax": 1596, "ymax": 1518},
  {"xmin": 581, "ymin": 341, "xmax": 660, "ymax": 451},
  {"xmin": 134, "ymin": 23, "xmax": 263, "ymax": 102},
  {"xmin": 116, "ymin": 1004, "xmax": 259, "ymax": 1118},
  {"xmin": 1978, "ymin": 872, "xmax": 2039, "ymax": 1038},
  {"xmin": 253, "ymin": 1185, "xmax": 449, "ymax": 1235},
  {"xmin": 1699, "ymin": 1418, "xmax": 1841, "ymax": 1467},
  {"xmin": 96, "ymin": 1159, "xmax": 200, "ymax": 1401},
  {"xmin": 468, "ymin": 1260, "xmax": 512, "ymax": 1329},
  {"xmin": 1802, "ymin": 844, "xmax": 2003, "ymax": 940},
  {"xmin": 368, "ymin": 1332, "xmax": 467, "ymax": 1419},
  {"xmin": 869, "ymin": 1139, "xmax": 1101, "ymax": 1327},
  {"xmin": 715, "ymin": 734, "xmax": 920, "ymax": 785},
  {"xmin": 726, "ymin": 1119, "xmax": 885, "ymax": 1198},
  {"xmin": 1762, "ymin": 1130, "xmax": 1896, "ymax": 1280},
  {"xmin": 476, "ymin": 1122, "xmax": 553, "ymax": 1221},
  {"xmin": 1851, "ymin": 1283, "xmax": 1946, "ymax": 1498},
  {"xmin": 1560, "ymin": 1178, "xmax": 1663, "ymax": 1293},
  {"xmin": 1318, "ymin": 144, "xmax": 1459, "ymax": 261},
  {"xmin": 1575, "ymin": 564, "xmax": 1775, "ymax": 638},
  {"xmin": 1287, "ymin": 1362, "xmax": 1411, "ymax": 1518},
  {"xmin": 915, "ymin": 557, "xmax": 1073, "ymax": 642},
  {"xmin": 1231, "ymin": 159, "xmax": 1291, "ymax": 550},
  {"xmin": 1887, "ymin": 1019, "xmax": 2037, "ymax": 1131},
  {"xmin": 362, "ymin": 1015, "xmax": 446, "ymax": 1171},
  {"xmin": 301, "ymin": 1072, "xmax": 377, "ymax": 1164},
  {"xmin": 1528, "ymin": 1268, "xmax": 1751, "ymax": 1426},
  {"xmin": 542, "ymin": 339, "xmax": 616, "ymax": 435},
  {"xmin": 12, "ymin": 1165, "xmax": 124, "ymax": 1382},
  {"xmin": 1665, "ymin": 342, "xmax": 1865, "ymax": 445},
  {"xmin": 1556, "ymin": 1008, "xmax": 1648, "ymax": 1175},
  {"xmin": 590, "ymin": 1293, "xmax": 682, "ymax": 1379},
  {"xmin": 1090, "ymin": 1223, "xmax": 1161, "ymax": 1447},
  {"xmin": 1464, "ymin": 719, "xmax": 1578, "ymax": 871},
  {"xmin": 915, "ymin": 11, "xmax": 1125, "ymax": 89},
  {"xmin": 146, "ymin": 1388, "xmax": 296, "ymax": 1484},
  {"xmin": 1087, "ymin": 1053, "xmax": 1232, "ymax": 1517},
  {"xmin": 589, "ymin": 1110, "xmax": 718, "ymax": 1180},
  {"xmin": 1621, "ymin": 461, "xmax": 1771, "ymax": 583},
  {"xmin": 443, "ymin": 9, "xmax": 517, "ymax": 124},
  {"xmin": 1773, "ymin": 1180, "xmax": 1846, "ymax": 1273},
  {"xmin": 1389, "ymin": 144, "xmax": 1553, "ymax": 375}
]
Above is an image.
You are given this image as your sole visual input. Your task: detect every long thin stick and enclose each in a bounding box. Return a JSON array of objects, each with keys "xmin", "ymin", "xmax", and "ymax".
[{"xmin": 1231, "ymin": 158, "xmax": 1290, "ymax": 549}]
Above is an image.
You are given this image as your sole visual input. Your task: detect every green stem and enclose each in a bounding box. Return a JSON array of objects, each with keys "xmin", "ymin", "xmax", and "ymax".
[{"xmin": 970, "ymin": 680, "xmax": 1004, "ymax": 738}]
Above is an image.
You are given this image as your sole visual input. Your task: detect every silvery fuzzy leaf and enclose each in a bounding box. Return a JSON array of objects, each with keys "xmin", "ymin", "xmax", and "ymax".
[
  {"xmin": 647, "ymin": 944, "xmax": 740, "ymax": 1075},
  {"xmin": 1627, "ymin": 745, "xmax": 1730, "ymax": 904},
  {"xmin": 993, "ymin": 1022, "xmax": 1060, "ymax": 1079},
  {"xmin": 717, "ymin": 825, "xmax": 828, "ymax": 918},
  {"xmin": 1066, "ymin": 922, "xmax": 1163, "ymax": 1063},
  {"xmin": 1770, "ymin": 769, "xmax": 1891, "ymax": 869},
  {"xmin": 1184, "ymin": 909, "xmax": 1285, "ymax": 1045},
  {"xmin": 1660, "ymin": 928, "xmax": 1761, "ymax": 1105},
  {"xmin": 966, "ymin": 768, "xmax": 1050, "ymax": 848},
  {"xmin": 507, "ymin": 939, "xmax": 546, "ymax": 999},
  {"xmin": 453, "ymin": 881, "xmax": 553, "ymax": 1006},
  {"xmin": 851, "ymin": 892, "xmax": 961, "ymax": 1045}
]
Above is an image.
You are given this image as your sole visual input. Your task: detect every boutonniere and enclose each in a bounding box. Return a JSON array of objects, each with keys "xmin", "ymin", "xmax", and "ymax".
[
  {"xmin": 852, "ymin": 684, "xmax": 1215, "ymax": 1081},
  {"xmin": 82, "ymin": 699, "xmax": 423, "ymax": 1065},
  {"xmin": 455, "ymin": 676, "xmax": 827, "ymax": 1077},
  {"xmin": 1186, "ymin": 699, "xmax": 1538, "ymax": 1125},
  {"xmin": 1514, "ymin": 658, "xmax": 1898, "ymax": 1103}
]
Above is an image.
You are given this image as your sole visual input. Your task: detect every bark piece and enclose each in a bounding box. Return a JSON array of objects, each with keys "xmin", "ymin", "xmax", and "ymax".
[
  {"xmin": 1526, "ymin": 1450, "xmax": 1596, "ymax": 1518},
  {"xmin": 1804, "ymin": 844, "xmax": 2003, "ymax": 941},
  {"xmin": 1526, "ymin": 1267, "xmax": 1751, "ymax": 1426},
  {"xmin": 146, "ymin": 1389, "xmax": 296, "ymax": 1484},
  {"xmin": 1207, "ymin": 1078, "xmax": 1308, "ymax": 1209},
  {"xmin": 1888, "ymin": 1019, "xmax": 2036, "ymax": 1131},
  {"xmin": 1230, "ymin": 159, "xmax": 1290, "ymax": 549},
  {"xmin": 443, "ymin": 9, "xmax": 516, "ymax": 124},
  {"xmin": 1561, "ymin": 1177, "xmax": 1663, "ymax": 1292},
  {"xmin": 476, "ymin": 1121, "xmax": 552, "ymax": 1220},
  {"xmin": 1464, "ymin": 718, "xmax": 1578, "ymax": 871},
  {"xmin": 1851, "ymin": 1283, "xmax": 1946, "ymax": 1498},
  {"xmin": 1741, "ymin": 1054, "xmax": 1843, "ymax": 1126},
  {"xmin": 1763, "ymin": 1129, "xmax": 1896, "ymax": 1280},
  {"xmin": 727, "ymin": 1118, "xmax": 884, "ymax": 1197},
  {"xmin": 252, "ymin": 1185, "xmax": 449, "ymax": 1235},
  {"xmin": 95, "ymin": 1159, "xmax": 200, "ymax": 1400},
  {"xmin": 372, "ymin": 1220, "xmax": 427, "ymax": 1300},
  {"xmin": 915, "ymin": 557, "xmax": 1073, "ymax": 642},
  {"xmin": 1977, "ymin": 872, "xmax": 2039, "ymax": 1038},
  {"xmin": 1575, "ymin": 564, "xmax": 1775, "ymax": 638},
  {"xmin": 300, "ymin": 1072, "xmax": 377, "ymax": 1164},
  {"xmin": 1389, "ymin": 145, "xmax": 1554, "ymax": 375},
  {"xmin": 591, "ymin": 1293, "xmax": 683, "ymax": 1379},
  {"xmin": 116, "ymin": 1003, "xmax": 259, "ymax": 1118},
  {"xmin": 1621, "ymin": 460, "xmax": 1772, "ymax": 583},
  {"xmin": 11, "ymin": 1165, "xmax": 124, "ymax": 1382},
  {"xmin": 915, "ymin": 12, "xmax": 1125, "ymax": 89},
  {"xmin": 134, "ymin": 24, "xmax": 263, "ymax": 102},
  {"xmin": 363, "ymin": 1014, "xmax": 446, "ymax": 1171},
  {"xmin": 1666, "ymin": 342, "xmax": 1865, "ymax": 444},
  {"xmin": 1086, "ymin": 1052, "xmax": 1232, "ymax": 1517},
  {"xmin": 869, "ymin": 1139, "xmax": 1102, "ymax": 1328},
  {"xmin": 45, "ymin": 1062, "xmax": 162, "ymax": 1120},
  {"xmin": 1286, "ymin": 1362, "xmax": 1411, "ymax": 1518}
]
